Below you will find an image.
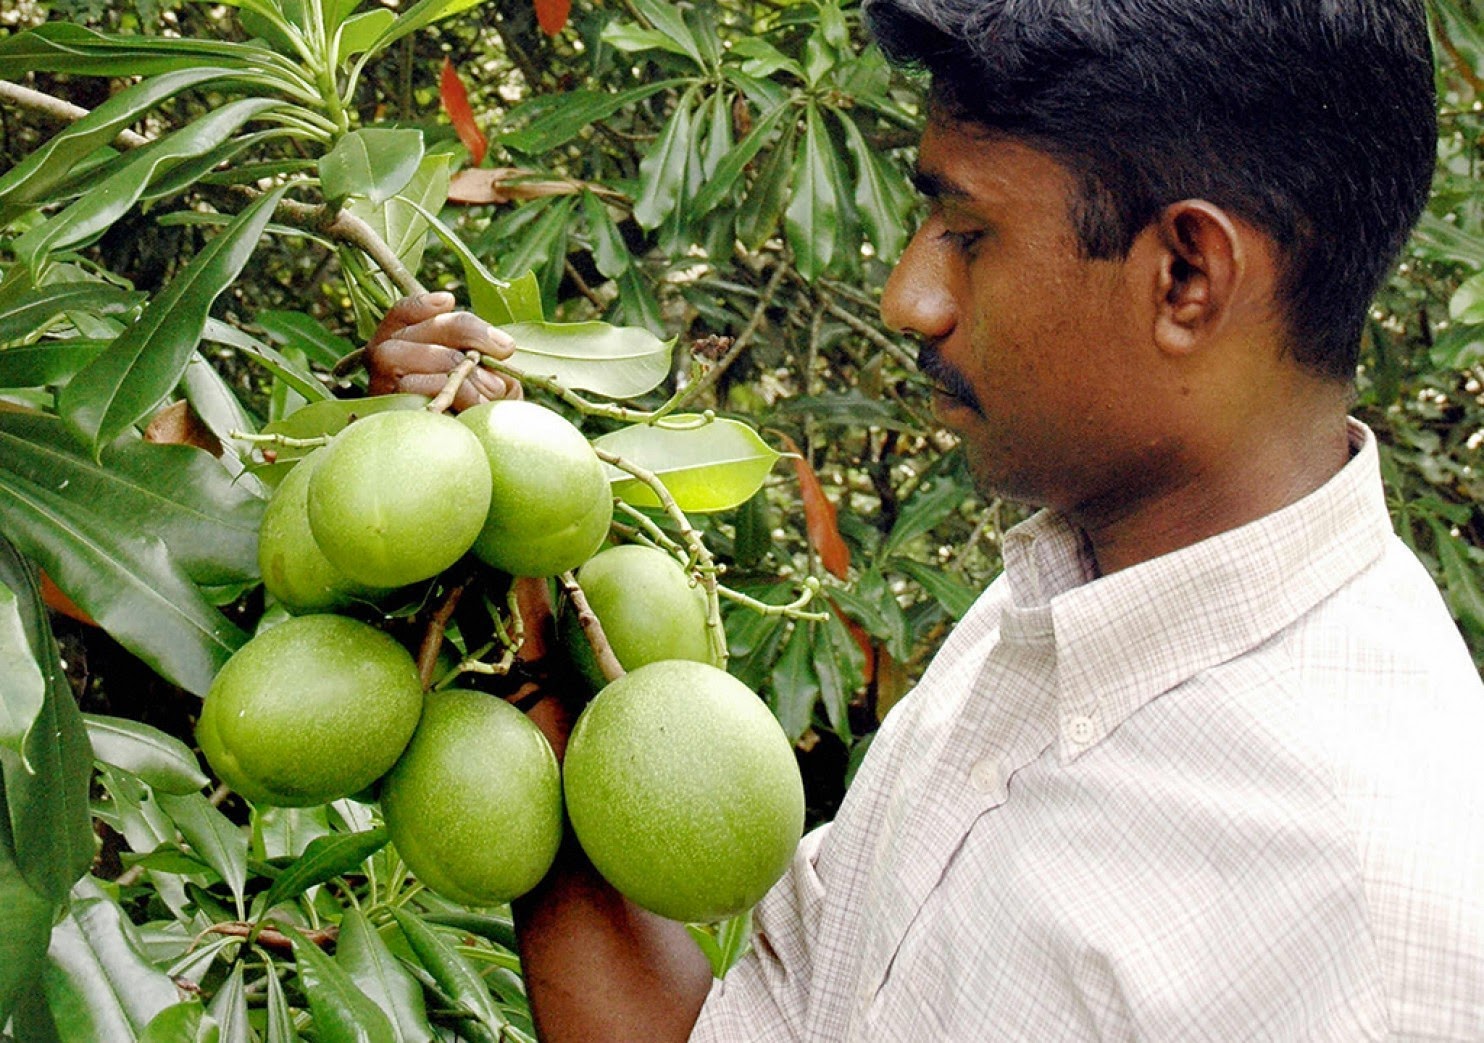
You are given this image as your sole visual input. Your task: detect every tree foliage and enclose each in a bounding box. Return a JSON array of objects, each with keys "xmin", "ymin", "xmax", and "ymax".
[{"xmin": 0, "ymin": 0, "xmax": 1481, "ymax": 1035}]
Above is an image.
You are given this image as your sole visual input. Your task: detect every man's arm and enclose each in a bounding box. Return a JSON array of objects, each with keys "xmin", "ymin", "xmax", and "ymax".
[{"xmin": 512, "ymin": 695, "xmax": 715, "ymax": 1042}]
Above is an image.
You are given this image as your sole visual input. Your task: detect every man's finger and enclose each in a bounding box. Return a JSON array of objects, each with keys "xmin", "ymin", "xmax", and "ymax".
[
  {"xmin": 371, "ymin": 291, "xmax": 456, "ymax": 344},
  {"xmin": 392, "ymin": 311, "xmax": 515, "ymax": 359}
]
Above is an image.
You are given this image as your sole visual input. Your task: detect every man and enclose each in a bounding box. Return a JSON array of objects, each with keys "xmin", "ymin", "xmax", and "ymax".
[{"xmin": 371, "ymin": 0, "xmax": 1484, "ymax": 1037}]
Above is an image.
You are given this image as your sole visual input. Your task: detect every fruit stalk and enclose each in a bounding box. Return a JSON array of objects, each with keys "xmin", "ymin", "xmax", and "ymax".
[
  {"xmin": 425, "ymin": 350, "xmax": 484, "ymax": 414},
  {"xmin": 558, "ymin": 570, "xmax": 626, "ymax": 684}
]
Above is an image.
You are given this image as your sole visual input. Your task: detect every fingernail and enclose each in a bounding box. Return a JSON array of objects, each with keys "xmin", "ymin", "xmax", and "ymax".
[{"xmin": 424, "ymin": 291, "xmax": 454, "ymax": 306}]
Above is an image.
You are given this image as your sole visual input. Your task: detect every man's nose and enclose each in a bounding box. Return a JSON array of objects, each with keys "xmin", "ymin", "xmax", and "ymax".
[{"xmin": 879, "ymin": 224, "xmax": 956, "ymax": 342}]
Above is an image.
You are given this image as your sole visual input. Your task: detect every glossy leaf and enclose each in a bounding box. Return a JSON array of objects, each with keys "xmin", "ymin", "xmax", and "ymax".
[
  {"xmin": 785, "ymin": 103, "xmax": 840, "ymax": 280},
  {"xmin": 1431, "ymin": 519, "xmax": 1484, "ymax": 638},
  {"xmin": 0, "ymin": 23, "xmax": 292, "ymax": 80},
  {"xmin": 15, "ymin": 99, "xmax": 284, "ymax": 269},
  {"xmin": 42, "ymin": 897, "xmax": 180, "ymax": 1040},
  {"xmin": 411, "ymin": 201, "xmax": 544, "ymax": 324},
  {"xmin": 0, "ymin": 584, "xmax": 46, "ymax": 772},
  {"xmin": 321, "ymin": 129, "xmax": 425, "ymax": 205},
  {"xmin": 259, "ymin": 828, "xmax": 388, "ymax": 914},
  {"xmin": 690, "ymin": 100, "xmax": 790, "ymax": 218},
  {"xmin": 262, "ymin": 956, "xmax": 296, "ymax": 1043},
  {"xmin": 630, "ymin": 0, "xmax": 705, "ymax": 67},
  {"xmin": 84, "ymin": 714, "xmax": 207, "ymax": 795},
  {"xmin": 368, "ymin": 0, "xmax": 488, "ymax": 56},
  {"xmin": 597, "ymin": 416, "xmax": 783, "ymax": 513},
  {"xmin": 770, "ymin": 623, "xmax": 819, "ymax": 742},
  {"xmin": 890, "ymin": 557, "xmax": 978, "ymax": 621},
  {"xmin": 255, "ymin": 310, "xmax": 354, "ymax": 370},
  {"xmin": 837, "ymin": 108, "xmax": 913, "ymax": 261},
  {"xmin": 0, "ymin": 67, "xmax": 244, "ymax": 210},
  {"xmin": 881, "ymin": 469, "xmax": 968, "ymax": 559},
  {"xmin": 0, "ymin": 339, "xmax": 108, "ymax": 389},
  {"xmin": 0, "ymin": 539, "xmax": 95, "ymax": 903},
  {"xmin": 581, "ymin": 191, "xmax": 632, "ymax": 279},
  {"xmin": 60, "ymin": 185, "xmax": 289, "ymax": 455},
  {"xmin": 503, "ymin": 320, "xmax": 673, "ymax": 398},
  {"xmin": 156, "ymin": 792, "xmax": 248, "ymax": 916},
  {"xmin": 0, "ymin": 283, "xmax": 141, "ymax": 348},
  {"xmin": 139, "ymin": 1001, "xmax": 220, "ymax": 1043},
  {"xmin": 0, "ymin": 410, "xmax": 264, "ymax": 586},
  {"xmin": 337, "ymin": 8, "xmax": 397, "ymax": 64},
  {"xmin": 0, "ymin": 778, "xmax": 56, "ymax": 1028},
  {"xmin": 600, "ymin": 23, "xmax": 686, "ymax": 56},
  {"xmin": 494, "ymin": 196, "xmax": 572, "ymax": 282},
  {"xmin": 288, "ymin": 925, "xmax": 398, "ymax": 1043},
  {"xmin": 775, "ymin": 433, "xmax": 849, "ymax": 579},
  {"xmin": 338, "ymin": 908, "xmax": 433, "ymax": 1043},
  {"xmin": 737, "ymin": 119, "xmax": 796, "ymax": 251},
  {"xmin": 812, "ymin": 617, "xmax": 853, "ymax": 740},
  {"xmin": 347, "ymin": 152, "xmax": 455, "ymax": 295},
  {"xmin": 441, "ymin": 57, "xmax": 488, "ymax": 167},
  {"xmin": 497, "ymin": 81, "xmax": 680, "ymax": 155},
  {"xmin": 633, "ymin": 87, "xmax": 698, "ymax": 230},
  {"xmin": 388, "ymin": 908, "xmax": 504, "ymax": 1033},
  {"xmin": 206, "ymin": 964, "xmax": 250, "ymax": 1043}
]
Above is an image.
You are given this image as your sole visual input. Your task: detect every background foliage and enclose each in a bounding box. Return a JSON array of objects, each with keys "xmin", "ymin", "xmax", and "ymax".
[{"xmin": 1, "ymin": 0, "xmax": 1481, "ymax": 1037}]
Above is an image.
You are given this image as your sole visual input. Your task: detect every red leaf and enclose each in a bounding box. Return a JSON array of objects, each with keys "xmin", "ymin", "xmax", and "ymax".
[
  {"xmin": 830, "ymin": 599, "xmax": 876, "ymax": 685},
  {"xmin": 439, "ymin": 57, "xmax": 487, "ymax": 168},
  {"xmin": 777, "ymin": 433, "xmax": 850, "ymax": 579},
  {"xmin": 534, "ymin": 0, "xmax": 570, "ymax": 35}
]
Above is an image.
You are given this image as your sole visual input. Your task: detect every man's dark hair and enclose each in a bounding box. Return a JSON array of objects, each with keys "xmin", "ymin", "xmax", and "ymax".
[{"xmin": 865, "ymin": 0, "xmax": 1437, "ymax": 380}]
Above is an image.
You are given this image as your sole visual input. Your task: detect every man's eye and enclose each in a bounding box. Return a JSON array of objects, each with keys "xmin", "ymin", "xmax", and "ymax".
[{"xmin": 938, "ymin": 228, "xmax": 984, "ymax": 254}]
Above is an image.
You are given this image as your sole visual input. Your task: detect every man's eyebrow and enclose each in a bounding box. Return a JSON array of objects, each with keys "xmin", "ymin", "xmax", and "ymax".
[{"xmin": 911, "ymin": 169, "xmax": 971, "ymax": 200}]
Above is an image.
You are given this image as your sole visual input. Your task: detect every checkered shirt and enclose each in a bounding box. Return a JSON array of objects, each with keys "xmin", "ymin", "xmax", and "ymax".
[{"xmin": 691, "ymin": 420, "xmax": 1484, "ymax": 1041}]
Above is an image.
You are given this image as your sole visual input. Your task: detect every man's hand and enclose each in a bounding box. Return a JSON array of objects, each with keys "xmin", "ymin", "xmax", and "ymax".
[{"xmin": 366, "ymin": 291, "xmax": 521, "ymax": 411}]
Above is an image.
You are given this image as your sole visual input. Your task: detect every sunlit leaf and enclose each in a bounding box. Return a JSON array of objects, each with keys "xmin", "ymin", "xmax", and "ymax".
[
  {"xmin": 597, "ymin": 416, "xmax": 783, "ymax": 513},
  {"xmin": 504, "ymin": 321, "xmax": 673, "ymax": 398},
  {"xmin": 0, "ymin": 584, "xmax": 46, "ymax": 773},
  {"xmin": 259, "ymin": 828, "xmax": 388, "ymax": 914},
  {"xmin": 338, "ymin": 908, "xmax": 433, "ymax": 1043},
  {"xmin": 42, "ymin": 897, "xmax": 180, "ymax": 1040},
  {"xmin": 287, "ymin": 925, "xmax": 398, "ymax": 1043},
  {"xmin": 321, "ymin": 128, "xmax": 424, "ymax": 205},
  {"xmin": 84, "ymin": 715, "xmax": 208, "ymax": 795}
]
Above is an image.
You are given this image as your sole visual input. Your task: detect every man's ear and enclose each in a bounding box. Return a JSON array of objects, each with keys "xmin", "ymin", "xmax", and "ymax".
[{"xmin": 1151, "ymin": 200, "xmax": 1245, "ymax": 357}]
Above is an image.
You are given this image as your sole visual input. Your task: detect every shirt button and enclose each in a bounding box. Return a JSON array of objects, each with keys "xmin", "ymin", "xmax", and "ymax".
[
  {"xmin": 1066, "ymin": 715, "xmax": 1096, "ymax": 744},
  {"xmin": 969, "ymin": 758, "xmax": 999, "ymax": 793}
]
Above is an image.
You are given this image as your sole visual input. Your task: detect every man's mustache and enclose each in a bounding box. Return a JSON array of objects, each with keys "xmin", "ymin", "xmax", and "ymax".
[{"xmin": 915, "ymin": 341, "xmax": 982, "ymax": 414}]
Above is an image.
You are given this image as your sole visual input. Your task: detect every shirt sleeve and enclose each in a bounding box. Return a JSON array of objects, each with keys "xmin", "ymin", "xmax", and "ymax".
[{"xmin": 689, "ymin": 824, "xmax": 832, "ymax": 1042}]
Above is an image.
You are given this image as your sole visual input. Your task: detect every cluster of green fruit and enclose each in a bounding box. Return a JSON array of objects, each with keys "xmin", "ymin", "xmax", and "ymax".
[{"xmin": 199, "ymin": 399, "xmax": 805, "ymax": 924}]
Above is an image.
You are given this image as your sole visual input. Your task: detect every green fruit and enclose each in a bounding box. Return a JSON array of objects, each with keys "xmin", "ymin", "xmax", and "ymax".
[
  {"xmin": 258, "ymin": 449, "xmax": 394, "ymax": 614},
  {"xmin": 458, "ymin": 400, "xmax": 613, "ymax": 577},
  {"xmin": 561, "ymin": 544, "xmax": 720, "ymax": 691},
  {"xmin": 562, "ymin": 660, "xmax": 805, "ymax": 923},
  {"xmin": 381, "ymin": 689, "xmax": 563, "ymax": 906},
  {"xmin": 196, "ymin": 615, "xmax": 422, "ymax": 807},
  {"xmin": 307, "ymin": 410, "xmax": 492, "ymax": 588}
]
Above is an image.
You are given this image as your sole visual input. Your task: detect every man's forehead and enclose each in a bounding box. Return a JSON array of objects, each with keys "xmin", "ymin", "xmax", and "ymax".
[{"xmin": 913, "ymin": 122, "xmax": 1070, "ymax": 203}]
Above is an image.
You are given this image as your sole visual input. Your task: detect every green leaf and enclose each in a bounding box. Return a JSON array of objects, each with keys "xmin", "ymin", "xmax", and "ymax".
[
  {"xmin": 882, "ymin": 470, "xmax": 968, "ymax": 559},
  {"xmin": 496, "ymin": 81, "xmax": 682, "ymax": 155},
  {"xmin": 495, "ymin": 196, "xmax": 574, "ymax": 282},
  {"xmin": 699, "ymin": 89, "xmax": 734, "ymax": 181},
  {"xmin": 737, "ymin": 119, "xmax": 796, "ymax": 251},
  {"xmin": 890, "ymin": 557, "xmax": 978, "ymax": 621},
  {"xmin": 581, "ymin": 191, "xmax": 631, "ymax": 280},
  {"xmin": 812, "ymin": 618, "xmax": 852, "ymax": 740},
  {"xmin": 252, "ymin": 803, "xmax": 331, "ymax": 861},
  {"xmin": 83, "ymin": 714, "xmax": 208, "ymax": 795},
  {"xmin": 0, "ymin": 67, "xmax": 247, "ymax": 211},
  {"xmin": 1430, "ymin": 519, "xmax": 1484, "ymax": 638},
  {"xmin": 837, "ymin": 108, "xmax": 912, "ymax": 261},
  {"xmin": 503, "ymin": 320, "xmax": 673, "ymax": 398},
  {"xmin": 0, "ymin": 539, "xmax": 95, "ymax": 903},
  {"xmin": 785, "ymin": 103, "xmax": 839, "ymax": 280},
  {"xmin": 0, "ymin": 283, "xmax": 142, "ymax": 349},
  {"xmin": 156, "ymin": 792, "xmax": 248, "ymax": 917},
  {"xmin": 253, "ymin": 393, "xmax": 426, "ymax": 478},
  {"xmin": 633, "ymin": 87, "xmax": 699, "ymax": 230},
  {"xmin": 14, "ymin": 98, "xmax": 285, "ymax": 269},
  {"xmin": 206, "ymin": 964, "xmax": 250, "ymax": 1043},
  {"xmin": 630, "ymin": 0, "xmax": 706, "ymax": 67},
  {"xmin": 0, "ymin": 584, "xmax": 46, "ymax": 773},
  {"xmin": 259, "ymin": 828, "xmax": 388, "ymax": 914},
  {"xmin": 320, "ymin": 128, "xmax": 425, "ymax": 205},
  {"xmin": 337, "ymin": 8, "xmax": 397, "ymax": 64},
  {"xmin": 338, "ymin": 908, "xmax": 433, "ymax": 1043},
  {"xmin": 690, "ymin": 101, "xmax": 790, "ymax": 218},
  {"xmin": 388, "ymin": 908, "xmax": 504, "ymax": 1033},
  {"xmin": 600, "ymin": 23, "xmax": 690, "ymax": 57},
  {"xmin": 60, "ymin": 185, "xmax": 289, "ymax": 456},
  {"xmin": 1448, "ymin": 269, "xmax": 1484, "ymax": 325},
  {"xmin": 203, "ymin": 319, "xmax": 334, "ymax": 405},
  {"xmin": 410, "ymin": 201, "xmax": 544, "ymax": 324},
  {"xmin": 262, "ymin": 956, "xmax": 296, "ymax": 1043},
  {"xmin": 256, "ymin": 310, "xmax": 355, "ymax": 370},
  {"xmin": 0, "ymin": 775, "xmax": 56, "ymax": 1027},
  {"xmin": 729, "ymin": 37, "xmax": 804, "ymax": 80},
  {"xmin": 344, "ymin": 147, "xmax": 454, "ymax": 293},
  {"xmin": 42, "ymin": 897, "xmax": 181, "ymax": 1039},
  {"xmin": 769, "ymin": 623, "xmax": 818, "ymax": 742},
  {"xmin": 366, "ymin": 0, "xmax": 488, "ymax": 57},
  {"xmin": 0, "ymin": 410, "xmax": 265, "ymax": 587},
  {"xmin": 597, "ymin": 416, "xmax": 783, "ymax": 513},
  {"xmin": 0, "ymin": 23, "xmax": 294, "ymax": 80},
  {"xmin": 140, "ymin": 1001, "xmax": 220, "ymax": 1043},
  {"xmin": 287, "ymin": 925, "xmax": 398, "ymax": 1043},
  {"xmin": 0, "ymin": 339, "xmax": 109, "ymax": 389}
]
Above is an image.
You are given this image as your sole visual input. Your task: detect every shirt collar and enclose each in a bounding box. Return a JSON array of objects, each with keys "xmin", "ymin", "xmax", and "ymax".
[{"xmin": 998, "ymin": 419, "xmax": 1394, "ymax": 762}]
